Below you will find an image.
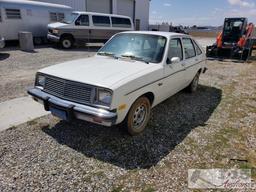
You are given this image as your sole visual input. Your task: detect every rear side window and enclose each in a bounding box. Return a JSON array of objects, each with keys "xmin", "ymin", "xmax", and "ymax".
[
  {"xmin": 111, "ymin": 17, "xmax": 131, "ymax": 28},
  {"xmin": 182, "ymin": 38, "xmax": 196, "ymax": 59},
  {"xmin": 168, "ymin": 38, "xmax": 183, "ymax": 60},
  {"xmin": 193, "ymin": 40, "xmax": 203, "ymax": 55},
  {"xmin": 75, "ymin": 15, "xmax": 89, "ymax": 26},
  {"xmin": 0, "ymin": 9, "xmax": 2, "ymax": 22},
  {"xmin": 6, "ymin": 9, "xmax": 21, "ymax": 19},
  {"xmin": 92, "ymin": 16, "xmax": 110, "ymax": 27}
]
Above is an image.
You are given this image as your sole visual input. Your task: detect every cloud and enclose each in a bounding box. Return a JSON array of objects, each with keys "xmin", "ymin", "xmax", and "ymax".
[
  {"xmin": 227, "ymin": 0, "xmax": 255, "ymax": 7},
  {"xmin": 163, "ymin": 3, "xmax": 172, "ymax": 7}
]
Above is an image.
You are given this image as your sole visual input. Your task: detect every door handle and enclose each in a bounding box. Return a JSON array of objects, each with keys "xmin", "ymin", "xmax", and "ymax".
[{"xmin": 181, "ymin": 63, "xmax": 185, "ymax": 67}]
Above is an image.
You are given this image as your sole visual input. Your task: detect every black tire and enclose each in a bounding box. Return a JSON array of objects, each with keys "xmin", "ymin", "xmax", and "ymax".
[
  {"xmin": 60, "ymin": 36, "xmax": 74, "ymax": 49},
  {"xmin": 186, "ymin": 72, "xmax": 200, "ymax": 93},
  {"xmin": 125, "ymin": 97, "xmax": 151, "ymax": 136},
  {"xmin": 242, "ymin": 48, "xmax": 252, "ymax": 61}
]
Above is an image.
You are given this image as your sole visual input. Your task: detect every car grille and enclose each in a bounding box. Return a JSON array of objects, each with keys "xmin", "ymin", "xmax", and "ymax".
[{"xmin": 44, "ymin": 76, "xmax": 94, "ymax": 105}]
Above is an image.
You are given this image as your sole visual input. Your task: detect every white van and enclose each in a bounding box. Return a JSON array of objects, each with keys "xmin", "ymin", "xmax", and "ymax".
[
  {"xmin": 0, "ymin": 0, "xmax": 72, "ymax": 44},
  {"xmin": 47, "ymin": 12, "xmax": 134, "ymax": 49}
]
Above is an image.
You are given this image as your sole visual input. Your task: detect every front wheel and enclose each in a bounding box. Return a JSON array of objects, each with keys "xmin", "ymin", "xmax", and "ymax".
[
  {"xmin": 125, "ymin": 97, "xmax": 151, "ymax": 136},
  {"xmin": 60, "ymin": 36, "xmax": 74, "ymax": 49}
]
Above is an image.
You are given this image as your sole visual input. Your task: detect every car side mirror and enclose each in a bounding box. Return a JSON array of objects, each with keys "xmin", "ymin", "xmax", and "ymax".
[
  {"xmin": 171, "ymin": 57, "xmax": 180, "ymax": 64},
  {"xmin": 167, "ymin": 57, "xmax": 180, "ymax": 64}
]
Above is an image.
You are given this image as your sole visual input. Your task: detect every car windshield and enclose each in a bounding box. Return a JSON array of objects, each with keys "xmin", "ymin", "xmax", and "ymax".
[
  {"xmin": 98, "ymin": 33, "xmax": 167, "ymax": 63},
  {"xmin": 62, "ymin": 13, "xmax": 79, "ymax": 24}
]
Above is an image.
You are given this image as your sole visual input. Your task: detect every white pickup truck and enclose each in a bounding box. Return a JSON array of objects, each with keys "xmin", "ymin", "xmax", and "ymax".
[{"xmin": 28, "ymin": 31, "xmax": 207, "ymax": 135}]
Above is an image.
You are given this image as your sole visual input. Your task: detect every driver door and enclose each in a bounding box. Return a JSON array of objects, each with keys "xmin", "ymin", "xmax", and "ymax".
[
  {"xmin": 73, "ymin": 14, "xmax": 90, "ymax": 42},
  {"xmin": 162, "ymin": 38, "xmax": 187, "ymax": 98}
]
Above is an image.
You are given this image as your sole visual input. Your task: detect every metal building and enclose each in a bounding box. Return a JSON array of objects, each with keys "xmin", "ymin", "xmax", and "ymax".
[{"xmin": 32, "ymin": 0, "xmax": 150, "ymax": 30}]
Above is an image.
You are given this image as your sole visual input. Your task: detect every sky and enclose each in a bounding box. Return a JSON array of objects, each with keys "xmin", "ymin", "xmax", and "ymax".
[{"xmin": 149, "ymin": 0, "xmax": 256, "ymax": 26}]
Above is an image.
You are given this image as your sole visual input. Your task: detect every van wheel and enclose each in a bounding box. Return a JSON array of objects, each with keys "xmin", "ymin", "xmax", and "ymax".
[
  {"xmin": 187, "ymin": 72, "xmax": 200, "ymax": 93},
  {"xmin": 60, "ymin": 36, "xmax": 74, "ymax": 49},
  {"xmin": 125, "ymin": 97, "xmax": 151, "ymax": 136}
]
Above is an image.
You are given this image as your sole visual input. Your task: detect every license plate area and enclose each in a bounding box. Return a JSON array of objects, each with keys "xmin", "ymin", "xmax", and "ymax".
[{"xmin": 50, "ymin": 106, "xmax": 68, "ymax": 121}]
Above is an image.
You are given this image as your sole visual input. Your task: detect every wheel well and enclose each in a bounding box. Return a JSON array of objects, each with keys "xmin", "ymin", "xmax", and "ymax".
[
  {"xmin": 142, "ymin": 92, "xmax": 155, "ymax": 106},
  {"xmin": 60, "ymin": 33, "xmax": 74, "ymax": 40}
]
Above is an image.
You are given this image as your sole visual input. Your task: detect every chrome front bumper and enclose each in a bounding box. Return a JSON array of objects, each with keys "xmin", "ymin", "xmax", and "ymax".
[
  {"xmin": 47, "ymin": 34, "xmax": 60, "ymax": 43},
  {"xmin": 0, "ymin": 37, "xmax": 5, "ymax": 49},
  {"xmin": 28, "ymin": 88, "xmax": 117, "ymax": 126}
]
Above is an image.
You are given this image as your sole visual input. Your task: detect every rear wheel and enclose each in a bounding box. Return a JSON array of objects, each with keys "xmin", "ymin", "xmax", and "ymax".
[
  {"xmin": 60, "ymin": 36, "xmax": 74, "ymax": 49},
  {"xmin": 125, "ymin": 97, "xmax": 151, "ymax": 136},
  {"xmin": 242, "ymin": 48, "xmax": 252, "ymax": 61},
  {"xmin": 187, "ymin": 72, "xmax": 200, "ymax": 93}
]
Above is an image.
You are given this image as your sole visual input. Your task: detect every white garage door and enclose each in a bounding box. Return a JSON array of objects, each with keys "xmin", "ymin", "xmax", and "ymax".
[
  {"xmin": 87, "ymin": 0, "xmax": 111, "ymax": 14},
  {"xmin": 117, "ymin": 0, "xmax": 134, "ymax": 19}
]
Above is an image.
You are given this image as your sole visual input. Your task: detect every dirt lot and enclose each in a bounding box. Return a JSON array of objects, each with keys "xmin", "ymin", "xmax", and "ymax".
[
  {"xmin": 0, "ymin": 48, "xmax": 256, "ymax": 191},
  {"xmin": 0, "ymin": 45, "xmax": 98, "ymax": 103}
]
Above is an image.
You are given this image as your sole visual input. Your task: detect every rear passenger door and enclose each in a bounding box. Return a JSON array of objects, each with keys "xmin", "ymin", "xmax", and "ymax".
[
  {"xmin": 182, "ymin": 38, "xmax": 199, "ymax": 84},
  {"xmin": 73, "ymin": 14, "xmax": 90, "ymax": 42},
  {"xmin": 163, "ymin": 38, "xmax": 187, "ymax": 98}
]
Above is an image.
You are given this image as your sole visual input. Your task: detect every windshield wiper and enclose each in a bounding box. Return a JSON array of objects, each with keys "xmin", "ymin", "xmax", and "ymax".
[
  {"xmin": 98, "ymin": 52, "xmax": 118, "ymax": 59},
  {"xmin": 121, "ymin": 54, "xmax": 149, "ymax": 64}
]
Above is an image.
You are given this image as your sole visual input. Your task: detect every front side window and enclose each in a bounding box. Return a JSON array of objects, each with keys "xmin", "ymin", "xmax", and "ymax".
[
  {"xmin": 92, "ymin": 16, "xmax": 110, "ymax": 27},
  {"xmin": 111, "ymin": 17, "xmax": 131, "ymax": 28},
  {"xmin": 168, "ymin": 38, "xmax": 183, "ymax": 60},
  {"xmin": 98, "ymin": 34, "xmax": 167, "ymax": 63},
  {"xmin": 75, "ymin": 15, "xmax": 89, "ymax": 26},
  {"xmin": 6, "ymin": 9, "xmax": 21, "ymax": 19},
  {"xmin": 182, "ymin": 38, "xmax": 196, "ymax": 59}
]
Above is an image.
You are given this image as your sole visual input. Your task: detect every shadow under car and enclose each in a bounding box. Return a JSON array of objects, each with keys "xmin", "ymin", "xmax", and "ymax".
[{"xmin": 42, "ymin": 85, "xmax": 222, "ymax": 170}]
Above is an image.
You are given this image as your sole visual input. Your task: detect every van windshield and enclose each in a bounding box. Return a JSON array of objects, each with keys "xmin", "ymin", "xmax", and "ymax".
[
  {"xmin": 98, "ymin": 33, "xmax": 167, "ymax": 63},
  {"xmin": 62, "ymin": 13, "xmax": 79, "ymax": 24}
]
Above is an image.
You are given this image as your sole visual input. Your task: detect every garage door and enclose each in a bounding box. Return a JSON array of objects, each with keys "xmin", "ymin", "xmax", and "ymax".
[
  {"xmin": 87, "ymin": 0, "xmax": 111, "ymax": 14},
  {"xmin": 117, "ymin": 0, "xmax": 134, "ymax": 19}
]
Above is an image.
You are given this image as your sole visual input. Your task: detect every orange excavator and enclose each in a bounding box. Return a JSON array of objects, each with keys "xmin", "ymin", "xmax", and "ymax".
[{"xmin": 206, "ymin": 17, "xmax": 256, "ymax": 60}]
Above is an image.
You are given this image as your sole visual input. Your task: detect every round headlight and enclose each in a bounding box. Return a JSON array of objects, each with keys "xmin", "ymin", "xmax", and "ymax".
[{"xmin": 98, "ymin": 89, "xmax": 112, "ymax": 106}]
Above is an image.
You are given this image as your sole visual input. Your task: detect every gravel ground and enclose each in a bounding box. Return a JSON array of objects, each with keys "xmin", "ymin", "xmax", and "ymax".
[
  {"xmin": 0, "ymin": 56, "xmax": 256, "ymax": 191},
  {"xmin": 0, "ymin": 45, "xmax": 98, "ymax": 103}
]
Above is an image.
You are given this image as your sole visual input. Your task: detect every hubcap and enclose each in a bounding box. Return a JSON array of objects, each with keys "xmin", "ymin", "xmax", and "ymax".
[
  {"xmin": 133, "ymin": 105, "xmax": 147, "ymax": 129},
  {"xmin": 63, "ymin": 40, "xmax": 71, "ymax": 48}
]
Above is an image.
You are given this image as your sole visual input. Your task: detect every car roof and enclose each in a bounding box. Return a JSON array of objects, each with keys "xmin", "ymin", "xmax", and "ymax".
[
  {"xmin": 72, "ymin": 11, "xmax": 132, "ymax": 19},
  {"xmin": 119, "ymin": 31, "xmax": 190, "ymax": 38}
]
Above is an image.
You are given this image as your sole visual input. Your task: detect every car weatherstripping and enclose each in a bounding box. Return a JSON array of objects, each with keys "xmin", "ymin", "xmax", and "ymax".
[{"xmin": 28, "ymin": 31, "xmax": 207, "ymax": 136}]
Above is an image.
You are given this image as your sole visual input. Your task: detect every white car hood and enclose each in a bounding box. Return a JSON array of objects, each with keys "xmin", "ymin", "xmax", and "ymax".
[
  {"xmin": 48, "ymin": 22, "xmax": 68, "ymax": 29},
  {"xmin": 39, "ymin": 56, "xmax": 157, "ymax": 88}
]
